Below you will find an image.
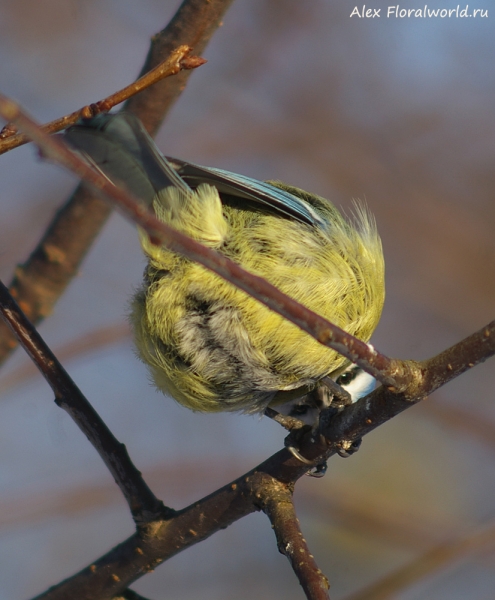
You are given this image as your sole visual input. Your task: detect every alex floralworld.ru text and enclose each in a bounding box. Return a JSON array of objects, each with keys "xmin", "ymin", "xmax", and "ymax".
[{"xmin": 350, "ymin": 5, "xmax": 488, "ymax": 18}]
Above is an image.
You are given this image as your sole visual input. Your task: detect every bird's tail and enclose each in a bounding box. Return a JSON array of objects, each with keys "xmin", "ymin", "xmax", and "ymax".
[{"xmin": 64, "ymin": 112, "xmax": 190, "ymax": 208}]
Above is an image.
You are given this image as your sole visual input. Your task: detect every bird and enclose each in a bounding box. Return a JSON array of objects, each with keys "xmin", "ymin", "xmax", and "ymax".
[{"xmin": 64, "ymin": 112, "xmax": 385, "ymax": 417}]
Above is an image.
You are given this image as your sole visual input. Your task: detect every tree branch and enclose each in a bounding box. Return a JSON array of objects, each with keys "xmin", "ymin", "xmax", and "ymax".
[
  {"xmin": 261, "ymin": 483, "xmax": 330, "ymax": 599},
  {"xmin": 0, "ymin": 280, "xmax": 168, "ymax": 524}
]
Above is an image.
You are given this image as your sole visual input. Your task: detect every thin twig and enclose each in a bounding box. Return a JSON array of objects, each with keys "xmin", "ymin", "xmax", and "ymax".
[
  {"xmin": 420, "ymin": 320, "xmax": 495, "ymax": 392},
  {"xmin": 0, "ymin": 280, "xmax": 168, "ymax": 524},
  {"xmin": 0, "ymin": 45, "xmax": 204, "ymax": 155},
  {"xmin": 261, "ymin": 484, "xmax": 330, "ymax": 599},
  {"xmin": 0, "ymin": 94, "xmax": 401, "ymax": 389}
]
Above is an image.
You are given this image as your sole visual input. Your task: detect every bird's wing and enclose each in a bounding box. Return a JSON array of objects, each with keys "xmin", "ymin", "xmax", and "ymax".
[
  {"xmin": 166, "ymin": 157, "xmax": 324, "ymax": 226},
  {"xmin": 64, "ymin": 113, "xmax": 190, "ymax": 206},
  {"xmin": 65, "ymin": 113, "xmax": 323, "ymax": 226}
]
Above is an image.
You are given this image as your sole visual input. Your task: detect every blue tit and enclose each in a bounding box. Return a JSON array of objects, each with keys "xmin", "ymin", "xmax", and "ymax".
[{"xmin": 65, "ymin": 113, "xmax": 385, "ymax": 414}]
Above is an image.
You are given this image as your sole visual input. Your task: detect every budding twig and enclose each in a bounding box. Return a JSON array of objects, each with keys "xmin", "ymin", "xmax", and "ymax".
[{"xmin": 0, "ymin": 45, "xmax": 205, "ymax": 155}]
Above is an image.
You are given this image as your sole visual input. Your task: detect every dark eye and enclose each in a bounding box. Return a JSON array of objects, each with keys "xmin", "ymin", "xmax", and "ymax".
[
  {"xmin": 336, "ymin": 367, "xmax": 359, "ymax": 386},
  {"xmin": 289, "ymin": 404, "xmax": 309, "ymax": 416}
]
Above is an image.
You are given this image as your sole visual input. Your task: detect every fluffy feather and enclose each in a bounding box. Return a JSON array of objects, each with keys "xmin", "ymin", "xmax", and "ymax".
[
  {"xmin": 65, "ymin": 113, "xmax": 385, "ymax": 414},
  {"xmin": 133, "ymin": 181, "xmax": 384, "ymax": 412}
]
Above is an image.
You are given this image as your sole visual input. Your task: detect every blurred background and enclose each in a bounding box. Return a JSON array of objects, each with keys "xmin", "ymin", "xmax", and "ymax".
[{"xmin": 0, "ymin": 1, "xmax": 494, "ymax": 598}]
